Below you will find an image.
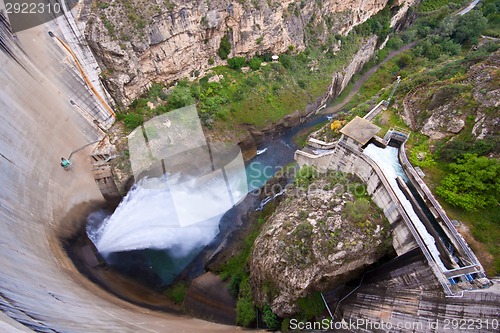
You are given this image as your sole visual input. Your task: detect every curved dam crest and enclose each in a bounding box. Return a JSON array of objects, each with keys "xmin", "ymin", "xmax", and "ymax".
[{"xmin": 0, "ymin": 5, "xmax": 236, "ymax": 333}]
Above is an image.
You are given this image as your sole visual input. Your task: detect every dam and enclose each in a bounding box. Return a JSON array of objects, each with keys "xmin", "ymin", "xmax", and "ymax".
[
  {"xmin": 0, "ymin": 4, "xmax": 237, "ymax": 332},
  {"xmin": 1, "ymin": 1, "xmax": 499, "ymax": 332},
  {"xmin": 295, "ymin": 104, "xmax": 499, "ymax": 330}
]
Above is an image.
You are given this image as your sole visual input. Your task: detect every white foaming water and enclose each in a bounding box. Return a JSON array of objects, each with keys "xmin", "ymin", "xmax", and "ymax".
[
  {"xmin": 88, "ymin": 170, "xmax": 246, "ymax": 255},
  {"xmin": 363, "ymin": 144, "xmax": 446, "ymax": 270}
]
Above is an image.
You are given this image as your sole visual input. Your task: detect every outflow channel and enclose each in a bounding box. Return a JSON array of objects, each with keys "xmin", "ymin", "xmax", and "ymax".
[{"xmin": 363, "ymin": 143, "xmax": 466, "ymax": 275}]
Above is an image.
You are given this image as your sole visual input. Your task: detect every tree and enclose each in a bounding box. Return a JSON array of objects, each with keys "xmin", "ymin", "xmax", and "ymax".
[
  {"xmin": 436, "ymin": 154, "xmax": 499, "ymax": 211},
  {"xmin": 262, "ymin": 305, "xmax": 281, "ymax": 330},
  {"xmin": 452, "ymin": 11, "xmax": 488, "ymax": 45},
  {"xmin": 218, "ymin": 34, "xmax": 232, "ymax": 59},
  {"xmin": 167, "ymin": 86, "xmax": 195, "ymax": 109},
  {"xmin": 248, "ymin": 56, "xmax": 262, "ymax": 70},
  {"xmin": 227, "ymin": 56, "xmax": 247, "ymax": 70}
]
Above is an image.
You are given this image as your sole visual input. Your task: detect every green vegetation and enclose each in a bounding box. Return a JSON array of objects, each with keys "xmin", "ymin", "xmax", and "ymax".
[
  {"xmin": 296, "ymin": 292, "xmax": 325, "ymax": 320},
  {"xmin": 165, "ymin": 85, "xmax": 195, "ymax": 110},
  {"xmin": 235, "ymin": 277, "xmax": 256, "ymax": 327},
  {"xmin": 218, "ymin": 34, "xmax": 232, "ymax": 60},
  {"xmin": 480, "ymin": 0, "xmax": 500, "ymax": 37},
  {"xmin": 262, "ymin": 304, "xmax": 281, "ymax": 331},
  {"xmin": 214, "ymin": 211, "xmax": 273, "ymax": 327},
  {"xmin": 344, "ymin": 3, "xmax": 495, "ymax": 115},
  {"xmin": 409, "ymin": 139, "xmax": 437, "ymax": 169},
  {"xmin": 164, "ymin": 283, "xmax": 187, "ymax": 304},
  {"xmin": 294, "ymin": 165, "xmax": 319, "ymax": 189},
  {"xmin": 116, "ymin": 1, "xmax": 411, "ymax": 131},
  {"xmin": 452, "ymin": 11, "xmax": 489, "ymax": 44},
  {"xmin": 436, "ymin": 137, "xmax": 498, "ymax": 162},
  {"xmin": 354, "ymin": 2, "xmax": 392, "ymax": 44},
  {"xmin": 248, "ymin": 56, "xmax": 263, "ymax": 70},
  {"xmin": 436, "ymin": 154, "xmax": 499, "ymax": 211},
  {"xmin": 332, "ymin": 0, "xmax": 499, "ymax": 275},
  {"xmin": 95, "ymin": 0, "xmax": 159, "ymax": 40},
  {"xmin": 418, "ymin": 0, "xmax": 467, "ymax": 13},
  {"xmin": 345, "ymin": 198, "xmax": 371, "ymax": 223},
  {"xmin": 227, "ymin": 56, "xmax": 247, "ymax": 70}
]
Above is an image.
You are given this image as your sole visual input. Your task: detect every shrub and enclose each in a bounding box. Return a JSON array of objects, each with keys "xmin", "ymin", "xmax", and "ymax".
[
  {"xmin": 279, "ymin": 53, "xmax": 293, "ymax": 69},
  {"xmin": 295, "ymin": 165, "xmax": 318, "ymax": 189},
  {"xmin": 345, "ymin": 198, "xmax": 370, "ymax": 223},
  {"xmin": 386, "ymin": 36, "xmax": 403, "ymax": 50},
  {"xmin": 167, "ymin": 86, "xmax": 195, "ymax": 109},
  {"xmin": 436, "ymin": 154, "xmax": 499, "ymax": 211},
  {"xmin": 294, "ymin": 222, "xmax": 313, "ymax": 239},
  {"xmin": 218, "ymin": 34, "xmax": 232, "ymax": 59},
  {"xmin": 123, "ymin": 113, "xmax": 144, "ymax": 130},
  {"xmin": 396, "ymin": 53, "xmax": 412, "ymax": 68},
  {"xmin": 227, "ymin": 56, "xmax": 247, "ymax": 70},
  {"xmin": 262, "ymin": 305, "xmax": 281, "ymax": 330},
  {"xmin": 297, "ymin": 292, "xmax": 324, "ymax": 319},
  {"xmin": 261, "ymin": 52, "xmax": 273, "ymax": 62},
  {"xmin": 148, "ymin": 83, "xmax": 166, "ymax": 101},
  {"xmin": 165, "ymin": 283, "xmax": 187, "ymax": 304},
  {"xmin": 236, "ymin": 296, "xmax": 256, "ymax": 327},
  {"xmin": 248, "ymin": 56, "xmax": 262, "ymax": 70}
]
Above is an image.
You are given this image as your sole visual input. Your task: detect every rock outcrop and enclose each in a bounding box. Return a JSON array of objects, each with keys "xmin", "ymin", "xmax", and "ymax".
[
  {"xmin": 402, "ymin": 49, "xmax": 500, "ymax": 141},
  {"xmin": 82, "ymin": 0, "xmax": 417, "ymax": 106},
  {"xmin": 249, "ymin": 173, "xmax": 392, "ymax": 317}
]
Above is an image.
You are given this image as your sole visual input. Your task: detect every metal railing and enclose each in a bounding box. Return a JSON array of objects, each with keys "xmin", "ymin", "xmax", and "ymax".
[{"xmin": 399, "ymin": 142, "xmax": 485, "ymax": 272}]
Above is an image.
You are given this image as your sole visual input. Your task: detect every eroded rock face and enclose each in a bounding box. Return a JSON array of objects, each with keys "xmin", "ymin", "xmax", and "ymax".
[
  {"xmin": 249, "ymin": 175, "xmax": 392, "ymax": 317},
  {"xmin": 402, "ymin": 50, "xmax": 500, "ymax": 141},
  {"xmin": 83, "ymin": 0, "xmax": 416, "ymax": 106}
]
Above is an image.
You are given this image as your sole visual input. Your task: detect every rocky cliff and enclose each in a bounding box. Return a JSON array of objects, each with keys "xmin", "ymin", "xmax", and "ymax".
[
  {"xmin": 248, "ymin": 172, "xmax": 392, "ymax": 317},
  {"xmin": 82, "ymin": 0, "xmax": 418, "ymax": 106},
  {"xmin": 401, "ymin": 49, "xmax": 500, "ymax": 141}
]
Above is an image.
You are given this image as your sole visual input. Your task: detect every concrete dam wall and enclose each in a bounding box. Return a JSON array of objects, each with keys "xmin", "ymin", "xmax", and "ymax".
[{"xmin": 0, "ymin": 7, "xmax": 234, "ymax": 333}]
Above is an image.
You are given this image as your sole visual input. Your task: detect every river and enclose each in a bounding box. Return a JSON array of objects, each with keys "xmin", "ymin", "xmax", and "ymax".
[{"xmin": 85, "ymin": 114, "xmax": 329, "ymax": 287}]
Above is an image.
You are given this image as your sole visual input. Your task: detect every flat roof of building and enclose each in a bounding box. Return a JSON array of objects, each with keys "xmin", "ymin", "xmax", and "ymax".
[{"xmin": 340, "ymin": 116, "xmax": 381, "ymax": 145}]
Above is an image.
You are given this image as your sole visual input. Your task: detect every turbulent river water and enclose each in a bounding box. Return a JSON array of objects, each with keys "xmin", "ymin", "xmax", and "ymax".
[{"xmin": 86, "ymin": 114, "xmax": 329, "ymax": 286}]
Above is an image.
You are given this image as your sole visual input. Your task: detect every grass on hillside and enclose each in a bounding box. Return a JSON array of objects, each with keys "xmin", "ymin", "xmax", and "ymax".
[{"xmin": 418, "ymin": 0, "xmax": 468, "ymax": 13}]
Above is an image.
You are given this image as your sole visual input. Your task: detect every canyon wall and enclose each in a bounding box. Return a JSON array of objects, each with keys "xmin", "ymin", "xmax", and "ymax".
[{"xmin": 83, "ymin": 0, "xmax": 418, "ymax": 106}]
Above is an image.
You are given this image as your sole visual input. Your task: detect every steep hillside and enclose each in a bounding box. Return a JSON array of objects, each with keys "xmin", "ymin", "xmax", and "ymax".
[
  {"xmin": 82, "ymin": 0, "xmax": 418, "ymax": 106},
  {"xmin": 402, "ymin": 50, "xmax": 499, "ymax": 142}
]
